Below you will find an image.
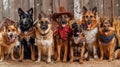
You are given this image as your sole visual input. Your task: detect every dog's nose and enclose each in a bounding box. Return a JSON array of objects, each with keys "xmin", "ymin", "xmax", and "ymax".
[
  {"xmin": 104, "ymin": 27, "xmax": 109, "ymax": 32},
  {"xmin": 87, "ymin": 20, "xmax": 92, "ymax": 25},
  {"xmin": 61, "ymin": 20, "xmax": 66, "ymax": 24},
  {"xmin": 10, "ymin": 34, "xmax": 13, "ymax": 38}
]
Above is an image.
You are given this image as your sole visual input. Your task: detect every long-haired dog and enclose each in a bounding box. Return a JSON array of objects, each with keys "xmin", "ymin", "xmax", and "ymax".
[
  {"xmin": 18, "ymin": 8, "xmax": 35, "ymax": 61},
  {"xmin": 82, "ymin": 6, "xmax": 99, "ymax": 59},
  {"xmin": 98, "ymin": 17, "xmax": 115, "ymax": 61},
  {"xmin": 34, "ymin": 14, "xmax": 54, "ymax": 63},
  {"xmin": 0, "ymin": 18, "xmax": 20, "ymax": 61}
]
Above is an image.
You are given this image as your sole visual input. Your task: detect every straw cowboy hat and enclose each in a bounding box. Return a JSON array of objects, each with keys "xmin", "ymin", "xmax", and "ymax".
[{"xmin": 52, "ymin": 6, "xmax": 74, "ymax": 21}]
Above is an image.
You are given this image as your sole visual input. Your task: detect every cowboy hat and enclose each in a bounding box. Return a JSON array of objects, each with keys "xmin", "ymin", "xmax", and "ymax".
[{"xmin": 52, "ymin": 6, "xmax": 74, "ymax": 21}]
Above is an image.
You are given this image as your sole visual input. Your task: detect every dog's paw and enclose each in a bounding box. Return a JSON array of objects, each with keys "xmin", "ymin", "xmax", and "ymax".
[
  {"xmin": 47, "ymin": 59, "xmax": 51, "ymax": 64},
  {"xmin": 18, "ymin": 60, "xmax": 23, "ymax": 62},
  {"xmin": 56, "ymin": 58, "xmax": 60, "ymax": 62},
  {"xmin": 94, "ymin": 55, "xmax": 98, "ymax": 59},
  {"xmin": 0, "ymin": 59, "xmax": 4, "ymax": 62},
  {"xmin": 63, "ymin": 59, "xmax": 67, "ymax": 62},
  {"xmin": 69, "ymin": 59, "xmax": 73, "ymax": 63},
  {"xmin": 36, "ymin": 59, "xmax": 41, "ymax": 63}
]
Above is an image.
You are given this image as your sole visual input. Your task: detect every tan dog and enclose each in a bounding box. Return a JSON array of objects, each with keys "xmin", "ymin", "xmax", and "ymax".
[
  {"xmin": 98, "ymin": 17, "xmax": 115, "ymax": 61},
  {"xmin": 0, "ymin": 18, "xmax": 20, "ymax": 61},
  {"xmin": 82, "ymin": 6, "xmax": 99, "ymax": 59},
  {"xmin": 35, "ymin": 14, "xmax": 54, "ymax": 63}
]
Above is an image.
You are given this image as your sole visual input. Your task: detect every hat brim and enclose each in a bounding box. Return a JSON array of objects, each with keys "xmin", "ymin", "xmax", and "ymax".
[{"xmin": 52, "ymin": 12, "xmax": 74, "ymax": 22}]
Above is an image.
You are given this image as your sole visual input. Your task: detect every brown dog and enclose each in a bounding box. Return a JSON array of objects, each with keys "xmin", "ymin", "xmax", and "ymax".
[
  {"xmin": 69, "ymin": 21, "xmax": 89, "ymax": 64},
  {"xmin": 0, "ymin": 18, "xmax": 20, "ymax": 61},
  {"xmin": 52, "ymin": 7, "xmax": 73, "ymax": 62},
  {"xmin": 34, "ymin": 14, "xmax": 54, "ymax": 63},
  {"xmin": 82, "ymin": 6, "xmax": 99, "ymax": 59},
  {"xmin": 98, "ymin": 17, "xmax": 115, "ymax": 61}
]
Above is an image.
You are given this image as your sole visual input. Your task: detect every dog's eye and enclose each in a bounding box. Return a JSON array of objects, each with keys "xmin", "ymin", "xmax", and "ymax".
[
  {"xmin": 8, "ymin": 30, "xmax": 10, "ymax": 32},
  {"xmin": 64, "ymin": 15, "xmax": 68, "ymax": 18},
  {"xmin": 59, "ymin": 16, "xmax": 62, "ymax": 19},
  {"xmin": 40, "ymin": 21, "xmax": 43, "ymax": 24},
  {"xmin": 90, "ymin": 16, "xmax": 93, "ymax": 18},
  {"xmin": 45, "ymin": 21, "xmax": 49, "ymax": 24},
  {"xmin": 85, "ymin": 16, "xmax": 88, "ymax": 18}
]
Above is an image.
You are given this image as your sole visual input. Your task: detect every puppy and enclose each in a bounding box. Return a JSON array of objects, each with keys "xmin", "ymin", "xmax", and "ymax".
[
  {"xmin": 98, "ymin": 17, "xmax": 115, "ymax": 61},
  {"xmin": 69, "ymin": 22, "xmax": 89, "ymax": 64},
  {"xmin": 82, "ymin": 6, "xmax": 99, "ymax": 59},
  {"xmin": 34, "ymin": 14, "xmax": 54, "ymax": 63},
  {"xmin": 0, "ymin": 18, "xmax": 19, "ymax": 61},
  {"xmin": 18, "ymin": 8, "xmax": 35, "ymax": 61}
]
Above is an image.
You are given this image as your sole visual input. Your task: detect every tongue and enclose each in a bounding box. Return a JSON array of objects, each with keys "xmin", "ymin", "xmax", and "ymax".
[
  {"xmin": 9, "ymin": 38, "xmax": 15, "ymax": 43},
  {"xmin": 87, "ymin": 24, "xmax": 91, "ymax": 28},
  {"xmin": 105, "ymin": 32, "xmax": 108, "ymax": 35}
]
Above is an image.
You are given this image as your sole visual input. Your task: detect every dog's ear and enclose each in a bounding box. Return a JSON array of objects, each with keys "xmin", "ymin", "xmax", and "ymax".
[
  {"xmin": 72, "ymin": 22, "xmax": 77, "ymax": 29},
  {"xmin": 27, "ymin": 8, "xmax": 33, "ymax": 15},
  {"xmin": 83, "ymin": 6, "xmax": 88, "ymax": 14},
  {"xmin": 18, "ymin": 8, "xmax": 24, "ymax": 15},
  {"xmin": 109, "ymin": 17, "xmax": 113, "ymax": 27},
  {"xmin": 38, "ymin": 13, "xmax": 42, "ymax": 20},
  {"xmin": 100, "ymin": 17, "xmax": 104, "ymax": 27},
  {"xmin": 92, "ymin": 7, "xmax": 97, "ymax": 15}
]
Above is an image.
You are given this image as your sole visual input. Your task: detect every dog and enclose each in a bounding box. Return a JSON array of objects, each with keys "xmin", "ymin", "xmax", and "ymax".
[
  {"xmin": 18, "ymin": 8, "xmax": 35, "ymax": 61},
  {"xmin": 82, "ymin": 6, "xmax": 99, "ymax": 59},
  {"xmin": 69, "ymin": 21, "xmax": 89, "ymax": 64},
  {"xmin": 52, "ymin": 7, "xmax": 73, "ymax": 62},
  {"xmin": 34, "ymin": 14, "xmax": 54, "ymax": 63},
  {"xmin": 98, "ymin": 17, "xmax": 116, "ymax": 61},
  {"xmin": 0, "ymin": 18, "xmax": 20, "ymax": 61}
]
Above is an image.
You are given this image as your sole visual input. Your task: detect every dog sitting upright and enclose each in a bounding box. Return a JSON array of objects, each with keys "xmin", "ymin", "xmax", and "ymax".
[
  {"xmin": 69, "ymin": 22, "xmax": 89, "ymax": 64},
  {"xmin": 98, "ymin": 17, "xmax": 115, "ymax": 61},
  {"xmin": 0, "ymin": 18, "xmax": 19, "ymax": 61},
  {"xmin": 82, "ymin": 6, "xmax": 99, "ymax": 59},
  {"xmin": 34, "ymin": 14, "xmax": 54, "ymax": 63},
  {"xmin": 18, "ymin": 8, "xmax": 35, "ymax": 61},
  {"xmin": 52, "ymin": 7, "xmax": 73, "ymax": 62}
]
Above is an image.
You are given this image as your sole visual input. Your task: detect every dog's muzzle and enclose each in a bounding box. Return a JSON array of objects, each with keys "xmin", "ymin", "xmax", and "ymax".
[
  {"xmin": 60, "ymin": 19, "xmax": 67, "ymax": 24},
  {"xmin": 103, "ymin": 27, "xmax": 109, "ymax": 32},
  {"xmin": 41, "ymin": 25, "xmax": 48, "ymax": 30},
  {"xmin": 86, "ymin": 20, "xmax": 92, "ymax": 25}
]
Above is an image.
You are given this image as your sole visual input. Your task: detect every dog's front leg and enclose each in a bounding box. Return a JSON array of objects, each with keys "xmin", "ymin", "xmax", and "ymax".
[
  {"xmin": 30, "ymin": 45, "xmax": 35, "ymax": 61},
  {"xmin": 0, "ymin": 46, "xmax": 4, "ymax": 61},
  {"xmin": 79, "ymin": 43, "xmax": 85, "ymax": 64},
  {"xmin": 11, "ymin": 48, "xmax": 16, "ymax": 61},
  {"xmin": 56, "ymin": 44, "xmax": 61, "ymax": 62},
  {"xmin": 63, "ymin": 41, "xmax": 68, "ymax": 62},
  {"xmin": 93, "ymin": 42, "xmax": 98, "ymax": 59},
  {"xmin": 47, "ymin": 46, "xmax": 52, "ymax": 63},
  {"xmin": 69, "ymin": 41, "xmax": 73, "ymax": 63},
  {"xmin": 19, "ymin": 45, "xmax": 24, "ymax": 62},
  {"xmin": 36, "ymin": 46, "xmax": 41, "ymax": 62}
]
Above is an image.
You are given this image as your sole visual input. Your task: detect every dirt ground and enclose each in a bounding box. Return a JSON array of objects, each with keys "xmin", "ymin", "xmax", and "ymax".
[{"xmin": 0, "ymin": 59, "xmax": 120, "ymax": 67}]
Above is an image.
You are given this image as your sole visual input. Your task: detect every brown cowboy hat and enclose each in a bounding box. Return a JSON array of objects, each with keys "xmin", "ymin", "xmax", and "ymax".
[{"xmin": 52, "ymin": 6, "xmax": 74, "ymax": 21}]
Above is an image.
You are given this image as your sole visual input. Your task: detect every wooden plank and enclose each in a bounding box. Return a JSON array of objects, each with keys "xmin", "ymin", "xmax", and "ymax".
[
  {"xmin": 21, "ymin": 0, "xmax": 29, "ymax": 11},
  {"xmin": 0, "ymin": 0, "xmax": 3, "ymax": 22},
  {"xmin": 9, "ymin": 0, "xmax": 15, "ymax": 21},
  {"xmin": 41, "ymin": 0, "xmax": 52, "ymax": 17},
  {"xmin": 67, "ymin": 0, "xmax": 74, "ymax": 12},
  {"xmin": 97, "ymin": 0, "xmax": 103, "ymax": 16},
  {"xmin": 52, "ymin": 0, "xmax": 59, "ymax": 13},
  {"xmin": 34, "ymin": 0, "xmax": 41, "ymax": 19},
  {"xmin": 59, "ymin": 0, "xmax": 67, "ymax": 10},
  {"xmin": 103, "ymin": 0, "xmax": 113, "ymax": 17},
  {"xmin": 113, "ymin": 0, "xmax": 118, "ymax": 17}
]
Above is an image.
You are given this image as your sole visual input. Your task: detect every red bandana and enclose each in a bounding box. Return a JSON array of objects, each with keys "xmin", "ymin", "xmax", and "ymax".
[{"xmin": 54, "ymin": 24, "xmax": 72, "ymax": 40}]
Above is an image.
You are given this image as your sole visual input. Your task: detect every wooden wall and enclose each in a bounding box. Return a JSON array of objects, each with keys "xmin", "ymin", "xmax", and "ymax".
[{"xmin": 0, "ymin": 0, "xmax": 119, "ymax": 22}]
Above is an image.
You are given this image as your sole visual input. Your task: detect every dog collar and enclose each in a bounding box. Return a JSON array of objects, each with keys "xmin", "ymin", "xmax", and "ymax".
[{"xmin": 99, "ymin": 33, "xmax": 115, "ymax": 45}]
